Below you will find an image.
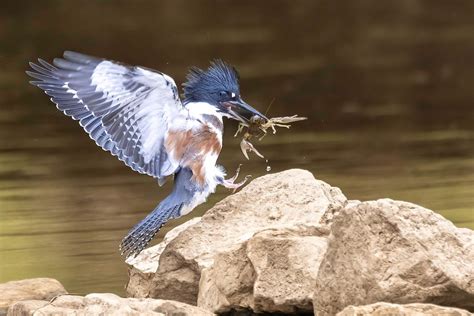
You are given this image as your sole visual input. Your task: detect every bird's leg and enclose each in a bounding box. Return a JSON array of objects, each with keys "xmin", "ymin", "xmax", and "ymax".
[{"xmin": 221, "ymin": 164, "xmax": 251, "ymax": 192}]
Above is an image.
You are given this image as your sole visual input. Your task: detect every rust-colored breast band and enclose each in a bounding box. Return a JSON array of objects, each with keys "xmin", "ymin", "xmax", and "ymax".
[{"xmin": 165, "ymin": 125, "xmax": 222, "ymax": 187}]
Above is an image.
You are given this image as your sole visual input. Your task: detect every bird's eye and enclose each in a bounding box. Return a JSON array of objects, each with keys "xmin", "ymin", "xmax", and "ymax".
[{"xmin": 219, "ymin": 91, "xmax": 228, "ymax": 97}]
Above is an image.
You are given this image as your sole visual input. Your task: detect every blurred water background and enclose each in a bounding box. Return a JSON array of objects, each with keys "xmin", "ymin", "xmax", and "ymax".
[{"xmin": 0, "ymin": 0, "xmax": 473, "ymax": 295}]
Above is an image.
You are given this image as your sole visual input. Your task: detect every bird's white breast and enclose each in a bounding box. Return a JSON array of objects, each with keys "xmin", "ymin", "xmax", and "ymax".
[{"xmin": 185, "ymin": 101, "xmax": 222, "ymax": 119}]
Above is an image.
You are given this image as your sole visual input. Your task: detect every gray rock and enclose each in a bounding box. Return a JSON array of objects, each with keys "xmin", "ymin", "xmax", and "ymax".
[
  {"xmin": 314, "ymin": 199, "xmax": 474, "ymax": 315},
  {"xmin": 0, "ymin": 278, "xmax": 67, "ymax": 316}
]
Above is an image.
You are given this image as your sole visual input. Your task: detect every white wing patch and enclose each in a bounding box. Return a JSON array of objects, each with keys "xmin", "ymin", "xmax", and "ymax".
[{"xmin": 91, "ymin": 61, "xmax": 129, "ymax": 95}]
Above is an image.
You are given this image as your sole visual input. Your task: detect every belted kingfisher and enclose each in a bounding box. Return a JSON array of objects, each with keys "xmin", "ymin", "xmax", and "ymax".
[{"xmin": 27, "ymin": 51, "xmax": 267, "ymax": 258}]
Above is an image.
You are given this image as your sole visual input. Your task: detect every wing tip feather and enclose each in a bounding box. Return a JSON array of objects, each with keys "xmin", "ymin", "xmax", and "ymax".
[
  {"xmin": 25, "ymin": 70, "xmax": 39, "ymax": 79},
  {"xmin": 63, "ymin": 50, "xmax": 101, "ymax": 65}
]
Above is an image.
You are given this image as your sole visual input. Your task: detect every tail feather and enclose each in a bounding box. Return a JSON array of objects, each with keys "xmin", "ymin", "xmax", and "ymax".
[
  {"xmin": 120, "ymin": 167, "xmax": 208, "ymax": 259},
  {"xmin": 120, "ymin": 202, "xmax": 183, "ymax": 258}
]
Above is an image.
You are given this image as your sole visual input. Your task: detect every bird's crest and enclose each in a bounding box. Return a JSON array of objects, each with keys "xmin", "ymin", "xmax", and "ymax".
[{"xmin": 182, "ymin": 60, "xmax": 240, "ymax": 104}]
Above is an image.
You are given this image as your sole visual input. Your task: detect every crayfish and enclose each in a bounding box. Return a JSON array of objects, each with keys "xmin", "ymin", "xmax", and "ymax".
[{"xmin": 234, "ymin": 115, "xmax": 307, "ymax": 159}]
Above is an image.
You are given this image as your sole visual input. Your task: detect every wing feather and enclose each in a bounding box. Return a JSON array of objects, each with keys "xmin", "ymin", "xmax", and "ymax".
[{"xmin": 27, "ymin": 51, "xmax": 182, "ymax": 181}]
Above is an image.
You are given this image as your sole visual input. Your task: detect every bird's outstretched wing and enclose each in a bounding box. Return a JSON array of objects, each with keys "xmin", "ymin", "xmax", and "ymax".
[{"xmin": 27, "ymin": 51, "xmax": 181, "ymax": 182}]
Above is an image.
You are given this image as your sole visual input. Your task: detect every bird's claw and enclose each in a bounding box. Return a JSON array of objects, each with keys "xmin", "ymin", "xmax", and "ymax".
[
  {"xmin": 224, "ymin": 175, "xmax": 252, "ymax": 193},
  {"xmin": 228, "ymin": 164, "xmax": 242, "ymax": 182},
  {"xmin": 222, "ymin": 165, "xmax": 251, "ymax": 192}
]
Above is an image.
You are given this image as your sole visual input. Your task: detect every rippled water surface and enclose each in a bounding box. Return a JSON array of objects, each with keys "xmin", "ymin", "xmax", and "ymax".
[{"xmin": 0, "ymin": 1, "xmax": 473, "ymax": 295}]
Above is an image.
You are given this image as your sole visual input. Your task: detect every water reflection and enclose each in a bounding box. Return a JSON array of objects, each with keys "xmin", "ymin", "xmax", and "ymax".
[{"xmin": 0, "ymin": 0, "xmax": 473, "ymax": 295}]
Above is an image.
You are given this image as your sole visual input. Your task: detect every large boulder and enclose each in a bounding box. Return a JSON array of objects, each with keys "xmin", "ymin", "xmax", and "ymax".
[
  {"xmin": 7, "ymin": 293, "xmax": 214, "ymax": 316},
  {"xmin": 337, "ymin": 302, "xmax": 473, "ymax": 316},
  {"xmin": 314, "ymin": 199, "xmax": 474, "ymax": 315},
  {"xmin": 126, "ymin": 169, "xmax": 347, "ymax": 309},
  {"xmin": 125, "ymin": 217, "xmax": 202, "ymax": 298},
  {"xmin": 0, "ymin": 278, "xmax": 67, "ymax": 316},
  {"xmin": 126, "ymin": 170, "xmax": 474, "ymax": 315},
  {"xmin": 198, "ymin": 225, "xmax": 329, "ymax": 313}
]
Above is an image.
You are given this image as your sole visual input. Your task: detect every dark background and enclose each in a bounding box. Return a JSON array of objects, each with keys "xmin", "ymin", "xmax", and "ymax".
[{"xmin": 0, "ymin": 0, "xmax": 473, "ymax": 294}]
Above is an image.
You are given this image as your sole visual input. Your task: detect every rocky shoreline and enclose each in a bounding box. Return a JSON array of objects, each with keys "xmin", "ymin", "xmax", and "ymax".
[{"xmin": 2, "ymin": 169, "xmax": 473, "ymax": 315}]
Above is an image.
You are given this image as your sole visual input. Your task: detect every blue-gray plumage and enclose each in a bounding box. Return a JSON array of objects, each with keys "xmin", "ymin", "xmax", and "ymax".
[
  {"xmin": 119, "ymin": 167, "xmax": 196, "ymax": 255},
  {"xmin": 27, "ymin": 51, "xmax": 267, "ymax": 258}
]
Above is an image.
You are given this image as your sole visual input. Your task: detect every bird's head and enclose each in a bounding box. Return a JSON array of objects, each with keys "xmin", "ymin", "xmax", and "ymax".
[{"xmin": 182, "ymin": 60, "xmax": 267, "ymax": 124}]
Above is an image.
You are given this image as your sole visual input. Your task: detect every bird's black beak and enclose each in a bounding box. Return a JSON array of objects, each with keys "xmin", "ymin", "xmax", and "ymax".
[{"xmin": 221, "ymin": 98, "xmax": 268, "ymax": 124}]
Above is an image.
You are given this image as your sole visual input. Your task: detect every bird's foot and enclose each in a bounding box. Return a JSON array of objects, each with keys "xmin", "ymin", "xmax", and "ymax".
[
  {"xmin": 222, "ymin": 176, "xmax": 251, "ymax": 192},
  {"xmin": 222, "ymin": 164, "xmax": 251, "ymax": 192}
]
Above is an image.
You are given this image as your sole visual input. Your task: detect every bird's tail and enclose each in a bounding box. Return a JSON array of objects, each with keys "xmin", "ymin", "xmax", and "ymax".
[
  {"xmin": 120, "ymin": 200, "xmax": 183, "ymax": 259},
  {"xmin": 120, "ymin": 167, "xmax": 205, "ymax": 259}
]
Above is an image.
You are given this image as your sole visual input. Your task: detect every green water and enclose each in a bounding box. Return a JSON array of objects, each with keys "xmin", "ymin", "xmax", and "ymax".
[{"xmin": 0, "ymin": 0, "xmax": 473, "ymax": 296}]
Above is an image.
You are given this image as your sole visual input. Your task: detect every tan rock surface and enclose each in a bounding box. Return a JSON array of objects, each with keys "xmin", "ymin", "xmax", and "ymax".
[
  {"xmin": 314, "ymin": 199, "xmax": 474, "ymax": 315},
  {"xmin": 7, "ymin": 293, "xmax": 214, "ymax": 316},
  {"xmin": 198, "ymin": 225, "xmax": 329, "ymax": 313},
  {"xmin": 337, "ymin": 302, "xmax": 473, "ymax": 316},
  {"xmin": 126, "ymin": 217, "xmax": 202, "ymax": 298},
  {"xmin": 126, "ymin": 170, "xmax": 474, "ymax": 315},
  {"xmin": 126, "ymin": 169, "xmax": 347, "ymax": 306},
  {"xmin": 0, "ymin": 278, "xmax": 67, "ymax": 316}
]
